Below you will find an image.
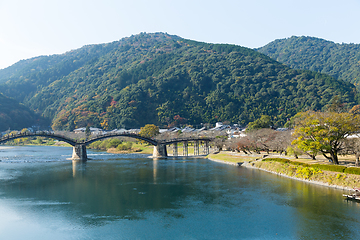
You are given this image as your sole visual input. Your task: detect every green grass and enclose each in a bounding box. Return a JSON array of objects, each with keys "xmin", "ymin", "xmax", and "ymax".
[
  {"xmin": 208, "ymin": 152, "xmax": 258, "ymax": 163},
  {"xmin": 131, "ymin": 143, "xmax": 153, "ymax": 154}
]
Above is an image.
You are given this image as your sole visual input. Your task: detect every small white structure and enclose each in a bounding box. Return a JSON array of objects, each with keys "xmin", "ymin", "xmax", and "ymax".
[{"xmin": 216, "ymin": 122, "xmax": 223, "ymax": 128}]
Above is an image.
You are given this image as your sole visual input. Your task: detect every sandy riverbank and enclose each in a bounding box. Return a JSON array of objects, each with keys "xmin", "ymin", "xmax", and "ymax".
[{"xmin": 0, "ymin": 146, "xmax": 15, "ymax": 149}]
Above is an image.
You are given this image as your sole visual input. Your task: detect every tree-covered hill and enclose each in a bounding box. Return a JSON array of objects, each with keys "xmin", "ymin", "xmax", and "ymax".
[
  {"xmin": 0, "ymin": 42, "xmax": 120, "ymax": 102},
  {"xmin": 0, "ymin": 33, "xmax": 358, "ymax": 130},
  {"xmin": 0, "ymin": 93, "xmax": 43, "ymax": 131},
  {"xmin": 257, "ymin": 36, "xmax": 360, "ymax": 87}
]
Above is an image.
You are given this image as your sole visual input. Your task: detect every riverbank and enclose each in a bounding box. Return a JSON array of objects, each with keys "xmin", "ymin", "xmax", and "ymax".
[{"xmin": 208, "ymin": 151, "xmax": 360, "ymax": 191}]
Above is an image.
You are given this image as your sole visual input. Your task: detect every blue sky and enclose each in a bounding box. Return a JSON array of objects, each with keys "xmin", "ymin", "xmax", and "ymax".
[{"xmin": 0, "ymin": 0, "xmax": 359, "ymax": 69}]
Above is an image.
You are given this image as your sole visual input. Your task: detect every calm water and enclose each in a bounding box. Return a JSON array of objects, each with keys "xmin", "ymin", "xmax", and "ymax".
[{"xmin": 0, "ymin": 146, "xmax": 360, "ymax": 239}]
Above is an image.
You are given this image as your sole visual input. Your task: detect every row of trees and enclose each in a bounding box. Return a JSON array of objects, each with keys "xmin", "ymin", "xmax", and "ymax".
[
  {"xmin": 218, "ymin": 110, "xmax": 360, "ymax": 165},
  {"xmin": 138, "ymin": 111, "xmax": 360, "ymax": 166}
]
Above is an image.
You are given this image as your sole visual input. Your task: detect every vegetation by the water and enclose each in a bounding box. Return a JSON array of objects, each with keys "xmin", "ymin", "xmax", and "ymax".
[
  {"xmin": 209, "ymin": 152, "xmax": 360, "ymax": 188},
  {"xmin": 88, "ymin": 138, "xmax": 153, "ymax": 154},
  {"xmin": 0, "ymin": 33, "xmax": 357, "ymax": 131},
  {"xmin": 253, "ymin": 159, "xmax": 360, "ymax": 188}
]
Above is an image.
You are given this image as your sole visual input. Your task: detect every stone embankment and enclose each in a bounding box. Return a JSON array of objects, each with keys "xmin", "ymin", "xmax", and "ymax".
[{"xmin": 208, "ymin": 151, "xmax": 360, "ymax": 191}]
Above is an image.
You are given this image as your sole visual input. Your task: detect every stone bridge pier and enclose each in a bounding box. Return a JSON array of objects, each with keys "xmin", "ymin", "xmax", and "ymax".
[
  {"xmin": 71, "ymin": 144, "xmax": 88, "ymax": 161},
  {"xmin": 153, "ymin": 144, "xmax": 167, "ymax": 158}
]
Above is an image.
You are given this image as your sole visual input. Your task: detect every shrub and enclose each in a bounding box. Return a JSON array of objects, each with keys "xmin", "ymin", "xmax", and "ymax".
[
  {"xmin": 291, "ymin": 161, "xmax": 310, "ymax": 167},
  {"xmin": 263, "ymin": 158, "xmax": 290, "ymax": 164},
  {"xmin": 89, "ymin": 141, "xmax": 102, "ymax": 149},
  {"xmin": 312, "ymin": 164, "xmax": 346, "ymax": 173},
  {"xmin": 344, "ymin": 167, "xmax": 360, "ymax": 175},
  {"xmin": 99, "ymin": 140, "xmax": 109, "ymax": 150},
  {"xmin": 296, "ymin": 167, "xmax": 313, "ymax": 179},
  {"xmin": 107, "ymin": 138, "xmax": 122, "ymax": 148},
  {"xmin": 116, "ymin": 142, "xmax": 133, "ymax": 151}
]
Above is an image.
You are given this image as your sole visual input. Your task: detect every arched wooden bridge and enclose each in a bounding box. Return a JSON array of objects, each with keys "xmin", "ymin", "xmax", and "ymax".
[{"xmin": 0, "ymin": 131, "xmax": 211, "ymax": 161}]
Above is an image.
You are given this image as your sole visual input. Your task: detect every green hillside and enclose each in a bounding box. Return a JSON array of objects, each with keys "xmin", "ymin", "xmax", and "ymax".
[
  {"xmin": 257, "ymin": 36, "xmax": 360, "ymax": 87},
  {"xmin": 0, "ymin": 33, "xmax": 358, "ymax": 130},
  {"xmin": 0, "ymin": 93, "xmax": 43, "ymax": 131}
]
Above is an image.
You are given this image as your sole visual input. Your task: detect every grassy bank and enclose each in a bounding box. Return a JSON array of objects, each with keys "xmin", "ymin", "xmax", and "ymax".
[
  {"xmin": 208, "ymin": 151, "xmax": 360, "ymax": 190},
  {"xmin": 106, "ymin": 143, "xmax": 153, "ymax": 154},
  {"xmin": 208, "ymin": 152, "xmax": 259, "ymax": 164}
]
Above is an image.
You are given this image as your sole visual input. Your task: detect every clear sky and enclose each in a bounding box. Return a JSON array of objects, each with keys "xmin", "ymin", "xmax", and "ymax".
[{"xmin": 1, "ymin": 0, "xmax": 360, "ymax": 69}]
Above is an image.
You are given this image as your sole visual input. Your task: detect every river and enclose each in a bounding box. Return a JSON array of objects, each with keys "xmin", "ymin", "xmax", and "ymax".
[{"xmin": 0, "ymin": 145, "xmax": 360, "ymax": 239}]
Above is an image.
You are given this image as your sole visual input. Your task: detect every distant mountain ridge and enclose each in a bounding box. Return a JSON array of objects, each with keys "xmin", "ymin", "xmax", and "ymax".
[
  {"xmin": 0, "ymin": 32, "xmax": 357, "ymax": 130},
  {"xmin": 257, "ymin": 36, "xmax": 360, "ymax": 87}
]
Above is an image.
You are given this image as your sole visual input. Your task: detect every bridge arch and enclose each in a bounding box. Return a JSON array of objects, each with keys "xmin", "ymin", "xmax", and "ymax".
[
  {"xmin": 83, "ymin": 133, "xmax": 158, "ymax": 146},
  {"xmin": 0, "ymin": 132, "xmax": 212, "ymax": 161},
  {"xmin": 0, "ymin": 132, "xmax": 78, "ymax": 146}
]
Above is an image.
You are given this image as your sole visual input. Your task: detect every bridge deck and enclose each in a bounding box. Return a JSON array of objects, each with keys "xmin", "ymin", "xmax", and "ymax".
[{"xmin": 0, "ymin": 132, "xmax": 212, "ymax": 147}]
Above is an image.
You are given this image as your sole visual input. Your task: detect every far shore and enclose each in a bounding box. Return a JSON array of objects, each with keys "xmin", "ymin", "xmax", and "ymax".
[{"xmin": 0, "ymin": 146, "xmax": 15, "ymax": 149}]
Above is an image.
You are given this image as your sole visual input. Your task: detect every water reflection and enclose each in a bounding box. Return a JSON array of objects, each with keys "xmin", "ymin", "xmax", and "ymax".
[
  {"xmin": 153, "ymin": 159, "xmax": 158, "ymax": 184},
  {"xmin": 1, "ymin": 146, "xmax": 360, "ymax": 239},
  {"xmin": 72, "ymin": 160, "xmax": 86, "ymax": 178}
]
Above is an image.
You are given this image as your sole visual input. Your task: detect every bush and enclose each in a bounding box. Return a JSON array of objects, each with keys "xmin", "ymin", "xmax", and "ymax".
[
  {"xmin": 344, "ymin": 167, "xmax": 360, "ymax": 175},
  {"xmin": 89, "ymin": 141, "xmax": 102, "ymax": 149},
  {"xmin": 107, "ymin": 138, "xmax": 122, "ymax": 148},
  {"xmin": 116, "ymin": 142, "xmax": 133, "ymax": 151},
  {"xmin": 263, "ymin": 158, "xmax": 290, "ymax": 164},
  {"xmin": 296, "ymin": 167, "xmax": 321, "ymax": 179},
  {"xmin": 99, "ymin": 140, "xmax": 109, "ymax": 150},
  {"xmin": 311, "ymin": 164, "xmax": 346, "ymax": 173},
  {"xmin": 291, "ymin": 161, "xmax": 310, "ymax": 167}
]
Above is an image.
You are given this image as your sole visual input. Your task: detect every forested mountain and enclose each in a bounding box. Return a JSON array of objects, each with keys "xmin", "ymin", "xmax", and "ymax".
[
  {"xmin": 0, "ymin": 42, "xmax": 119, "ymax": 102},
  {"xmin": 0, "ymin": 93, "xmax": 43, "ymax": 131},
  {"xmin": 0, "ymin": 33, "xmax": 358, "ymax": 130},
  {"xmin": 257, "ymin": 36, "xmax": 360, "ymax": 87}
]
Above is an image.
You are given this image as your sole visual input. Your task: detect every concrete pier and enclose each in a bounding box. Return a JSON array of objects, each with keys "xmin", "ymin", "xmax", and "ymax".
[
  {"xmin": 72, "ymin": 144, "xmax": 88, "ymax": 161},
  {"xmin": 153, "ymin": 144, "xmax": 168, "ymax": 158}
]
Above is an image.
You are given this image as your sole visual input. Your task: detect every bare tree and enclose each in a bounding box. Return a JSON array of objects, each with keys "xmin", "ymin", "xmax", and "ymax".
[
  {"xmin": 270, "ymin": 130, "xmax": 292, "ymax": 155},
  {"xmin": 236, "ymin": 135, "xmax": 254, "ymax": 154},
  {"xmin": 246, "ymin": 128, "xmax": 277, "ymax": 154},
  {"xmin": 342, "ymin": 137, "xmax": 360, "ymax": 166}
]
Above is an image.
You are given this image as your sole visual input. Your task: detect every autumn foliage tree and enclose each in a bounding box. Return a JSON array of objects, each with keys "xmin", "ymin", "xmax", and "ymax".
[
  {"xmin": 292, "ymin": 111, "xmax": 360, "ymax": 164},
  {"xmin": 139, "ymin": 124, "xmax": 160, "ymax": 139}
]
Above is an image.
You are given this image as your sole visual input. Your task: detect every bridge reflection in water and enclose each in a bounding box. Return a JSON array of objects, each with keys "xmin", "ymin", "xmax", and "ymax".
[{"xmin": 0, "ymin": 132, "xmax": 211, "ymax": 161}]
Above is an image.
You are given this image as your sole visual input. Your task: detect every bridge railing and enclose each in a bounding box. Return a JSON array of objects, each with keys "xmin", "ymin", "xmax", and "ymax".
[{"xmin": 158, "ymin": 137, "xmax": 212, "ymax": 144}]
